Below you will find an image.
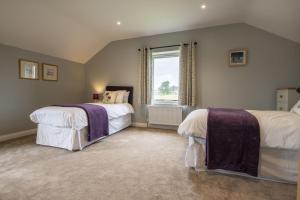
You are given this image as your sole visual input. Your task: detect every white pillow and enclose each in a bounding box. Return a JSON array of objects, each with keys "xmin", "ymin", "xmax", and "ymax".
[
  {"xmin": 102, "ymin": 91, "xmax": 117, "ymax": 104},
  {"xmin": 290, "ymin": 100, "xmax": 300, "ymax": 115},
  {"xmin": 115, "ymin": 90, "xmax": 127, "ymax": 104},
  {"xmin": 123, "ymin": 91, "xmax": 130, "ymax": 103}
]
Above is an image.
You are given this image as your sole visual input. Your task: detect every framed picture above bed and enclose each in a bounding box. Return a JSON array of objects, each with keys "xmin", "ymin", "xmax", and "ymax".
[
  {"xmin": 228, "ymin": 48, "xmax": 248, "ymax": 66},
  {"xmin": 42, "ymin": 63, "xmax": 58, "ymax": 81},
  {"xmin": 19, "ymin": 59, "xmax": 39, "ymax": 80}
]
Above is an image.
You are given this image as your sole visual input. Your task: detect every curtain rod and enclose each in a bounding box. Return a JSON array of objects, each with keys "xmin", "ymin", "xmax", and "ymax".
[{"xmin": 138, "ymin": 42, "xmax": 197, "ymax": 51}]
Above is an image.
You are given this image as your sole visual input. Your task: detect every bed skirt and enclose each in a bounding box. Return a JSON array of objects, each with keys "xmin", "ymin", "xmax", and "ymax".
[
  {"xmin": 36, "ymin": 114, "xmax": 132, "ymax": 151},
  {"xmin": 186, "ymin": 136, "xmax": 298, "ymax": 183}
]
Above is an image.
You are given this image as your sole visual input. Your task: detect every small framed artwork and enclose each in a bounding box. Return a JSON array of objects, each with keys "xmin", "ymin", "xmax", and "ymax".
[
  {"xmin": 42, "ymin": 63, "xmax": 58, "ymax": 81},
  {"xmin": 19, "ymin": 59, "xmax": 39, "ymax": 80},
  {"xmin": 229, "ymin": 49, "xmax": 248, "ymax": 66}
]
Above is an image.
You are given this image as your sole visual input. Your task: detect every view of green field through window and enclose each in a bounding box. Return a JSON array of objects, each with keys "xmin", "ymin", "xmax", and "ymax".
[{"xmin": 152, "ymin": 51, "xmax": 179, "ymax": 104}]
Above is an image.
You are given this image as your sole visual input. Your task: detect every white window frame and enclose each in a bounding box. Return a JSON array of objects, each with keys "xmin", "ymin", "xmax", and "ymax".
[{"xmin": 151, "ymin": 49, "xmax": 180, "ymax": 105}]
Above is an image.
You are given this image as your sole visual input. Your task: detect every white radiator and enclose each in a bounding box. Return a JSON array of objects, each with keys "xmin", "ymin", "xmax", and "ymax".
[{"xmin": 148, "ymin": 105, "xmax": 183, "ymax": 126}]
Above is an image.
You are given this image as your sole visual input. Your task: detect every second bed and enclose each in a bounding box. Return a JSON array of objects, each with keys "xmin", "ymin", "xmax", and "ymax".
[
  {"xmin": 178, "ymin": 108, "xmax": 300, "ymax": 183},
  {"xmin": 30, "ymin": 86, "xmax": 134, "ymax": 151}
]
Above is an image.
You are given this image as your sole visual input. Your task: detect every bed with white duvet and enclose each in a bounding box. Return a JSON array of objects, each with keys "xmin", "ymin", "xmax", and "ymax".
[
  {"xmin": 30, "ymin": 86, "xmax": 134, "ymax": 151},
  {"xmin": 178, "ymin": 103, "xmax": 300, "ymax": 183}
]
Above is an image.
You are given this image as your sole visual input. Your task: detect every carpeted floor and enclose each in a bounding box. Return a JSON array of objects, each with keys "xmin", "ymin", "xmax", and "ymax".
[{"xmin": 0, "ymin": 127, "xmax": 296, "ymax": 200}]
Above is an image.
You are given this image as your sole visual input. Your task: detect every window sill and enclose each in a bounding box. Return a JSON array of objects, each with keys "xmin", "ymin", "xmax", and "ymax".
[{"xmin": 148, "ymin": 104, "xmax": 185, "ymax": 108}]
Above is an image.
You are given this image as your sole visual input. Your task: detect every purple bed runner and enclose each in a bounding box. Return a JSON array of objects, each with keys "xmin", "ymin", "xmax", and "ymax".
[
  {"xmin": 56, "ymin": 104, "xmax": 108, "ymax": 142},
  {"xmin": 206, "ymin": 108, "xmax": 260, "ymax": 176}
]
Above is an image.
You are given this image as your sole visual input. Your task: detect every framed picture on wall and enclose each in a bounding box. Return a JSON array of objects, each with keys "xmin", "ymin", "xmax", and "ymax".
[
  {"xmin": 228, "ymin": 48, "xmax": 248, "ymax": 66},
  {"xmin": 19, "ymin": 59, "xmax": 39, "ymax": 80},
  {"xmin": 42, "ymin": 63, "xmax": 58, "ymax": 81}
]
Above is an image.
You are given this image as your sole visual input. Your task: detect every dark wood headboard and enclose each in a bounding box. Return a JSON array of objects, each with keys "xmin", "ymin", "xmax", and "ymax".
[{"xmin": 105, "ymin": 86, "xmax": 133, "ymax": 105}]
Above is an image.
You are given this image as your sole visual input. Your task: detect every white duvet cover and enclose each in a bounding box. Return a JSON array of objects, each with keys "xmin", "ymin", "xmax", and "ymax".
[
  {"xmin": 178, "ymin": 109, "xmax": 300, "ymax": 150},
  {"xmin": 30, "ymin": 103, "xmax": 134, "ymax": 130}
]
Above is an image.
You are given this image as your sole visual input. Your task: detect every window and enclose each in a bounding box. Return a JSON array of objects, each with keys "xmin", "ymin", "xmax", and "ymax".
[{"xmin": 151, "ymin": 49, "xmax": 180, "ymax": 104}]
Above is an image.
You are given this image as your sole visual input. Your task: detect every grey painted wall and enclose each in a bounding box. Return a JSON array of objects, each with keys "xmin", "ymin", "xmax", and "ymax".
[
  {"xmin": 1, "ymin": 23, "xmax": 299, "ymax": 134},
  {"xmin": 0, "ymin": 44, "xmax": 85, "ymax": 135},
  {"xmin": 85, "ymin": 23, "xmax": 300, "ymax": 123}
]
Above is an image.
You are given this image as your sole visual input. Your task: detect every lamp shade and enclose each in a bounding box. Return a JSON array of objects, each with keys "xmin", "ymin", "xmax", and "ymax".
[{"xmin": 92, "ymin": 93, "xmax": 100, "ymax": 100}]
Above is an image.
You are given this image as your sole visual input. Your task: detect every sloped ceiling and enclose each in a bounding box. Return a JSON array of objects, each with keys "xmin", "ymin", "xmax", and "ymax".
[{"xmin": 0, "ymin": 0, "xmax": 299, "ymax": 63}]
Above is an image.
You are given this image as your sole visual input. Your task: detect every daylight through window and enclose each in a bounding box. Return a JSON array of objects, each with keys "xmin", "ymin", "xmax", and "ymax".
[{"xmin": 151, "ymin": 49, "xmax": 180, "ymax": 104}]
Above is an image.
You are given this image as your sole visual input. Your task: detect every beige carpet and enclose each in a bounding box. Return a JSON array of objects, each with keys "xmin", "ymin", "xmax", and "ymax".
[{"xmin": 0, "ymin": 127, "xmax": 296, "ymax": 200}]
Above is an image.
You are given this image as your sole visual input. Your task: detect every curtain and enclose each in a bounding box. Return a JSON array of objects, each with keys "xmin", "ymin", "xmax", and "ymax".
[
  {"xmin": 179, "ymin": 42, "xmax": 196, "ymax": 106},
  {"xmin": 139, "ymin": 47, "xmax": 152, "ymax": 104}
]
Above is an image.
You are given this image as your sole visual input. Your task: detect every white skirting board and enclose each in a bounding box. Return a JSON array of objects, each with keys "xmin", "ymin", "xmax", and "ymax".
[
  {"xmin": 0, "ymin": 128, "xmax": 37, "ymax": 143},
  {"xmin": 131, "ymin": 122, "xmax": 148, "ymax": 128},
  {"xmin": 131, "ymin": 122, "xmax": 178, "ymax": 130},
  {"xmin": 147, "ymin": 124, "xmax": 178, "ymax": 130}
]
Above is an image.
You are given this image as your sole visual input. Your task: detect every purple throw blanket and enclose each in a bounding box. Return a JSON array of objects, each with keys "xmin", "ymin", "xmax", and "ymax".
[
  {"xmin": 206, "ymin": 108, "xmax": 260, "ymax": 176},
  {"xmin": 56, "ymin": 104, "xmax": 109, "ymax": 142}
]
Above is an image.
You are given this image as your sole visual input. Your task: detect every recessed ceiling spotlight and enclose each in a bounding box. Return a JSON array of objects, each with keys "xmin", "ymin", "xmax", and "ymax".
[
  {"xmin": 116, "ymin": 21, "xmax": 121, "ymax": 25},
  {"xmin": 201, "ymin": 4, "xmax": 206, "ymax": 9}
]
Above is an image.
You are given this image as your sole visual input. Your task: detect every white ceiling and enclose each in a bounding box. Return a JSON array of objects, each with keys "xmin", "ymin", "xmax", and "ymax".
[{"xmin": 0, "ymin": 0, "xmax": 299, "ymax": 64}]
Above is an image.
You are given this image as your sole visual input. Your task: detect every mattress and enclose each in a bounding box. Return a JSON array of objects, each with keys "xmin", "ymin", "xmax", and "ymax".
[
  {"xmin": 178, "ymin": 109, "xmax": 300, "ymax": 150},
  {"xmin": 186, "ymin": 136, "xmax": 298, "ymax": 183},
  {"xmin": 36, "ymin": 114, "xmax": 132, "ymax": 151},
  {"xmin": 30, "ymin": 103, "xmax": 134, "ymax": 130}
]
